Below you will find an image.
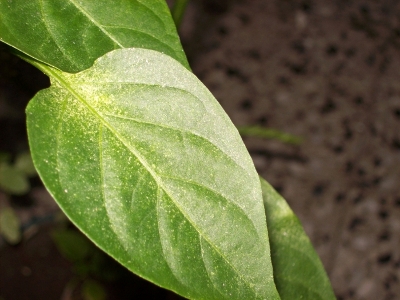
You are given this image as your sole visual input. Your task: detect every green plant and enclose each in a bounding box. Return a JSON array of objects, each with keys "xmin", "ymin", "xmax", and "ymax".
[
  {"xmin": 0, "ymin": 1, "xmax": 335, "ymax": 299},
  {"xmin": 0, "ymin": 151, "xmax": 37, "ymax": 244}
]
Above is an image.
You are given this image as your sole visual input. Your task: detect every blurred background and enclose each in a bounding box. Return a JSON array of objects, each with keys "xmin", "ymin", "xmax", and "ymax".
[{"xmin": 1, "ymin": 0, "xmax": 400, "ymax": 299}]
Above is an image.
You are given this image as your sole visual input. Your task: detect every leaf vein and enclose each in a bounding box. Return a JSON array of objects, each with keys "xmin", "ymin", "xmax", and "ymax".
[
  {"xmin": 156, "ymin": 186, "xmax": 186, "ymax": 287},
  {"xmin": 101, "ymin": 25, "xmax": 177, "ymax": 55},
  {"xmin": 68, "ymin": 0, "xmax": 123, "ymax": 48},
  {"xmin": 103, "ymin": 112, "xmax": 247, "ymax": 175},
  {"xmin": 158, "ymin": 173, "xmax": 259, "ymax": 234},
  {"xmin": 38, "ymin": 0, "xmax": 79, "ymax": 68}
]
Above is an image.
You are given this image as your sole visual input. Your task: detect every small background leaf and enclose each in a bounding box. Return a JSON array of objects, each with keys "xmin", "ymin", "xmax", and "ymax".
[
  {"xmin": 261, "ymin": 178, "xmax": 336, "ymax": 300},
  {"xmin": 0, "ymin": 162, "xmax": 30, "ymax": 195},
  {"xmin": 14, "ymin": 151, "xmax": 37, "ymax": 177},
  {"xmin": 52, "ymin": 227, "xmax": 121, "ymax": 280},
  {"xmin": 52, "ymin": 228, "xmax": 92, "ymax": 262},
  {"xmin": 82, "ymin": 280, "xmax": 107, "ymax": 300},
  {"xmin": 0, "ymin": 206, "xmax": 21, "ymax": 244}
]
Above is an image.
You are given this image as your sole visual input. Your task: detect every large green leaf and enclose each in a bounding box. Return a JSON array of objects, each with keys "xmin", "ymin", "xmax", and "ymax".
[
  {"xmin": 261, "ymin": 178, "xmax": 336, "ymax": 300},
  {"xmin": 0, "ymin": 0, "xmax": 189, "ymax": 72},
  {"xmin": 26, "ymin": 48, "xmax": 280, "ymax": 300}
]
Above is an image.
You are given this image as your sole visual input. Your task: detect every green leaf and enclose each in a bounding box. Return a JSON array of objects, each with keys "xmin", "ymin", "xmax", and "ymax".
[
  {"xmin": 0, "ymin": 162, "xmax": 30, "ymax": 195},
  {"xmin": 0, "ymin": 0, "xmax": 189, "ymax": 72},
  {"xmin": 0, "ymin": 206, "xmax": 21, "ymax": 244},
  {"xmin": 261, "ymin": 178, "xmax": 336, "ymax": 300},
  {"xmin": 26, "ymin": 48, "xmax": 280, "ymax": 300}
]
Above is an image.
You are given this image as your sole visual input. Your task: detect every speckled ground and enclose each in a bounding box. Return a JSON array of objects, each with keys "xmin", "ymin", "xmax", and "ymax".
[{"xmin": 181, "ymin": 1, "xmax": 400, "ymax": 299}]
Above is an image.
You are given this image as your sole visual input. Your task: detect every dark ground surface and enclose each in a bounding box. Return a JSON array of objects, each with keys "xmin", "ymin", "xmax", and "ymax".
[{"xmin": 1, "ymin": 0, "xmax": 400, "ymax": 299}]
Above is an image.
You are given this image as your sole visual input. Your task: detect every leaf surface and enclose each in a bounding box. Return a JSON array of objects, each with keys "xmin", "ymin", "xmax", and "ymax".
[
  {"xmin": 261, "ymin": 178, "xmax": 336, "ymax": 300},
  {"xmin": 26, "ymin": 48, "xmax": 280, "ymax": 300},
  {"xmin": 0, "ymin": 0, "xmax": 189, "ymax": 72}
]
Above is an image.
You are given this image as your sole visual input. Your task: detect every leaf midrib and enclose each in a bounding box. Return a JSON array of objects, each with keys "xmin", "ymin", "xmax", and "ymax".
[
  {"xmin": 68, "ymin": 0, "xmax": 178, "ymax": 59},
  {"xmin": 40, "ymin": 63, "xmax": 260, "ymax": 298}
]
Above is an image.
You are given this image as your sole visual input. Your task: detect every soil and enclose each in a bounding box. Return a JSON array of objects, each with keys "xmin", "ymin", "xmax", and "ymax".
[{"xmin": 1, "ymin": 0, "xmax": 400, "ymax": 299}]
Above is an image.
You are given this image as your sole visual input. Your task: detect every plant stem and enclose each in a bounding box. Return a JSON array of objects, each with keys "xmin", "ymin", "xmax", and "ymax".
[
  {"xmin": 171, "ymin": 0, "xmax": 189, "ymax": 28},
  {"xmin": 237, "ymin": 126, "xmax": 303, "ymax": 145}
]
